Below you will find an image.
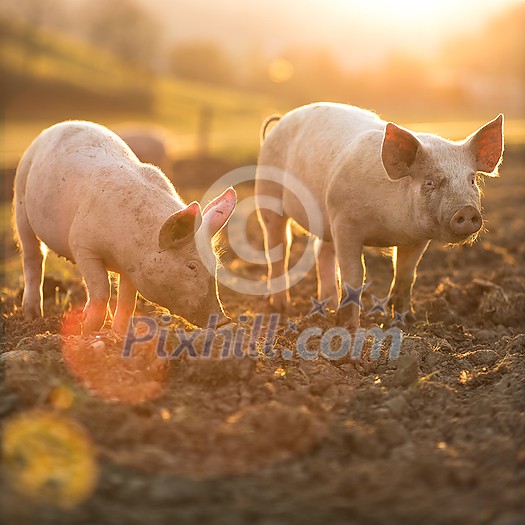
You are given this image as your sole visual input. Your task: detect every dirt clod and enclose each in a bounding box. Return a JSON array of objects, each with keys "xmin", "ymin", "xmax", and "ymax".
[{"xmin": 392, "ymin": 353, "xmax": 419, "ymax": 387}]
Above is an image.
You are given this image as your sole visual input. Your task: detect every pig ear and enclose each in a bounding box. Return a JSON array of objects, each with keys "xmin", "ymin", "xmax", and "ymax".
[
  {"xmin": 158, "ymin": 201, "xmax": 202, "ymax": 250},
  {"xmin": 202, "ymin": 187, "xmax": 237, "ymax": 238},
  {"xmin": 466, "ymin": 114, "xmax": 504, "ymax": 176},
  {"xmin": 381, "ymin": 123, "xmax": 421, "ymax": 180}
]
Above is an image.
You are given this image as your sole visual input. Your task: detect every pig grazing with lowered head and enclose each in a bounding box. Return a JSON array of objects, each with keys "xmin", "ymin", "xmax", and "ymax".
[
  {"xmin": 14, "ymin": 121, "xmax": 236, "ymax": 334},
  {"xmin": 256, "ymin": 103, "xmax": 504, "ymax": 330}
]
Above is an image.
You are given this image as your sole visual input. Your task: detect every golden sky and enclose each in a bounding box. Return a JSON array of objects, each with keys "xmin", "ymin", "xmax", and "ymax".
[{"xmin": 141, "ymin": 0, "xmax": 522, "ymax": 67}]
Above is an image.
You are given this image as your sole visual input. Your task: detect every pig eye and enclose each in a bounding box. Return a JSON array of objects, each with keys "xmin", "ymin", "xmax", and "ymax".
[
  {"xmin": 424, "ymin": 180, "xmax": 435, "ymax": 190},
  {"xmin": 470, "ymin": 173, "xmax": 477, "ymax": 186},
  {"xmin": 186, "ymin": 262, "xmax": 198, "ymax": 271}
]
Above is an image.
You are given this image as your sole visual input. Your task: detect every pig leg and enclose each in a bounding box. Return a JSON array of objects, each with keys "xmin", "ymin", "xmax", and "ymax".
[
  {"xmin": 257, "ymin": 207, "xmax": 291, "ymax": 312},
  {"xmin": 333, "ymin": 227, "xmax": 365, "ymax": 331},
  {"xmin": 388, "ymin": 240, "xmax": 430, "ymax": 321},
  {"xmin": 15, "ymin": 202, "xmax": 46, "ymax": 318},
  {"xmin": 314, "ymin": 238, "xmax": 339, "ymax": 309},
  {"xmin": 112, "ymin": 273, "xmax": 137, "ymax": 335},
  {"xmin": 75, "ymin": 253, "xmax": 110, "ymax": 334}
]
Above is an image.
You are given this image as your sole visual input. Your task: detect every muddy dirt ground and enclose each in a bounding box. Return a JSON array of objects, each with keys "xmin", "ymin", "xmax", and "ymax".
[{"xmin": 1, "ymin": 147, "xmax": 524, "ymax": 525}]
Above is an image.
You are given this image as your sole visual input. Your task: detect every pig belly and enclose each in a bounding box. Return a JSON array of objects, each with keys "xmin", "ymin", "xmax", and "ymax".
[
  {"xmin": 361, "ymin": 222, "xmax": 427, "ymax": 248},
  {"xmin": 282, "ymin": 181, "xmax": 332, "ymax": 241},
  {"xmin": 24, "ymin": 171, "xmax": 80, "ymax": 262}
]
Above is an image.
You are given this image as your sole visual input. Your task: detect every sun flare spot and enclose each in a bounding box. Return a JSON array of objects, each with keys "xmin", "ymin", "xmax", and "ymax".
[
  {"xmin": 268, "ymin": 58, "xmax": 294, "ymax": 83},
  {"xmin": 3, "ymin": 411, "xmax": 98, "ymax": 508}
]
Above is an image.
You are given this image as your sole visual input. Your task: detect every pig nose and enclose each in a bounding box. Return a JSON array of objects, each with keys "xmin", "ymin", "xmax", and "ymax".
[
  {"xmin": 450, "ymin": 206, "xmax": 482, "ymax": 236},
  {"xmin": 216, "ymin": 314, "xmax": 231, "ymax": 328}
]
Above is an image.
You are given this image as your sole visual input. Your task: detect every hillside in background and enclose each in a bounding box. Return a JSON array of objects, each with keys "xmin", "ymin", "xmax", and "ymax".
[
  {"xmin": 0, "ymin": 19, "xmax": 280, "ymax": 168},
  {"xmin": 0, "ymin": 19, "xmax": 154, "ymax": 117}
]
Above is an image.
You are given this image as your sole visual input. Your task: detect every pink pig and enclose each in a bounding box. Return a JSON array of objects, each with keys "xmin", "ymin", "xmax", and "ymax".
[
  {"xmin": 256, "ymin": 103, "xmax": 504, "ymax": 329},
  {"xmin": 14, "ymin": 121, "xmax": 236, "ymax": 334}
]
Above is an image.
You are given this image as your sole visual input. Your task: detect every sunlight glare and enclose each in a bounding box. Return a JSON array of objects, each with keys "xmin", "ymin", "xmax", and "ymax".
[
  {"xmin": 338, "ymin": 0, "xmax": 508, "ymax": 24},
  {"xmin": 268, "ymin": 58, "xmax": 294, "ymax": 83}
]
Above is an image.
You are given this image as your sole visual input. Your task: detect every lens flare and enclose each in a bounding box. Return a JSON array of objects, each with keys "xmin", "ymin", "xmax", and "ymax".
[
  {"xmin": 3, "ymin": 411, "xmax": 99, "ymax": 508},
  {"xmin": 268, "ymin": 58, "xmax": 294, "ymax": 83},
  {"xmin": 60, "ymin": 308, "xmax": 170, "ymax": 404}
]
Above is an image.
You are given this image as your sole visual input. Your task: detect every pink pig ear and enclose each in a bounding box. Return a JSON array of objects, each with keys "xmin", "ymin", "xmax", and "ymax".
[
  {"xmin": 381, "ymin": 123, "xmax": 422, "ymax": 180},
  {"xmin": 158, "ymin": 201, "xmax": 202, "ymax": 250},
  {"xmin": 202, "ymin": 187, "xmax": 237, "ymax": 238},
  {"xmin": 467, "ymin": 114, "xmax": 504, "ymax": 175}
]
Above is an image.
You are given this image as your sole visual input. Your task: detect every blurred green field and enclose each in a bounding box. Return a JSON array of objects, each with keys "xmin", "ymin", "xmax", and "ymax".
[
  {"xmin": 1, "ymin": 89, "xmax": 280, "ymax": 168},
  {"xmin": 0, "ymin": 75, "xmax": 281, "ymax": 168}
]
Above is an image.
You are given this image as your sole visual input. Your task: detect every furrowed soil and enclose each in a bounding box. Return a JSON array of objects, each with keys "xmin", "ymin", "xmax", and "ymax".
[{"xmin": 0, "ymin": 147, "xmax": 524, "ymax": 525}]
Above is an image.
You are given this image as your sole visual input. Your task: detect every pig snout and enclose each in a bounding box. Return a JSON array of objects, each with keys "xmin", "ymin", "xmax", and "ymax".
[
  {"xmin": 449, "ymin": 205, "xmax": 482, "ymax": 236},
  {"xmin": 185, "ymin": 308, "xmax": 231, "ymax": 328}
]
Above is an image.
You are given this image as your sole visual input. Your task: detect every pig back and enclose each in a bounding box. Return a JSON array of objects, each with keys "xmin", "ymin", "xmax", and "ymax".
[
  {"xmin": 259, "ymin": 103, "xmax": 385, "ymax": 237},
  {"xmin": 20, "ymin": 121, "xmax": 181, "ymax": 262}
]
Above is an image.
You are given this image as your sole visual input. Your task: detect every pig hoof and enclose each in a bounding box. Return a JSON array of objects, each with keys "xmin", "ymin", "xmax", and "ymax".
[
  {"xmin": 112, "ymin": 318, "xmax": 132, "ymax": 336},
  {"xmin": 22, "ymin": 302, "xmax": 42, "ymax": 319},
  {"xmin": 336, "ymin": 318, "xmax": 359, "ymax": 333},
  {"xmin": 335, "ymin": 308, "xmax": 359, "ymax": 332},
  {"xmin": 82, "ymin": 300, "xmax": 108, "ymax": 334}
]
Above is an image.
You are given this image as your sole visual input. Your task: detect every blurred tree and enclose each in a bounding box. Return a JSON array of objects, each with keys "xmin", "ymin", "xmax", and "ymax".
[
  {"xmin": 0, "ymin": 2, "xmax": 155, "ymax": 115},
  {"xmin": 84, "ymin": 0, "xmax": 160, "ymax": 70},
  {"xmin": 441, "ymin": 2, "xmax": 525, "ymax": 82},
  {"xmin": 169, "ymin": 41, "xmax": 236, "ymax": 86},
  {"xmin": 0, "ymin": 0, "xmax": 66, "ymax": 64},
  {"xmin": 439, "ymin": 2, "xmax": 525, "ymax": 116},
  {"xmin": 0, "ymin": 0, "xmax": 66, "ymax": 30}
]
